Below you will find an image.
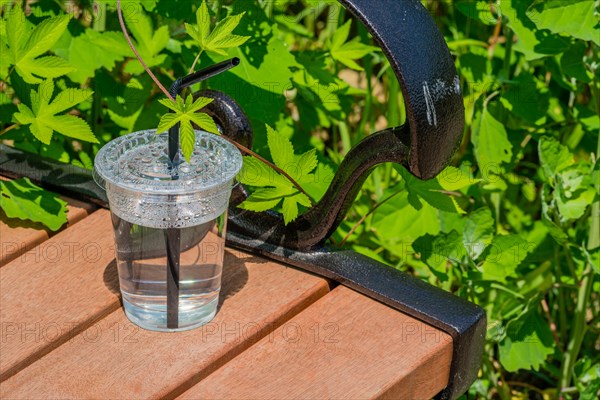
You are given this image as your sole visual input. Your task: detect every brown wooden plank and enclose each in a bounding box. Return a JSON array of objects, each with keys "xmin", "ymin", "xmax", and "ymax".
[
  {"xmin": 0, "ymin": 246, "xmax": 330, "ymax": 398},
  {"xmin": 0, "ymin": 209, "xmax": 119, "ymax": 381},
  {"xmin": 178, "ymin": 286, "xmax": 453, "ymax": 400},
  {"xmin": 0, "ymin": 179, "xmax": 96, "ymax": 266}
]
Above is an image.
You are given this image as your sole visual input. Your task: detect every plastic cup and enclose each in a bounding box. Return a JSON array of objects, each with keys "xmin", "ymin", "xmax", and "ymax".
[{"xmin": 94, "ymin": 129, "xmax": 243, "ymax": 332}]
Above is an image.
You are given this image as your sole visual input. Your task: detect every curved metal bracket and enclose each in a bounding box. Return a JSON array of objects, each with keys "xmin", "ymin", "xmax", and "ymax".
[
  {"xmin": 339, "ymin": 0, "xmax": 465, "ymax": 180},
  {"xmin": 207, "ymin": 0, "xmax": 465, "ymax": 252},
  {"xmin": 194, "ymin": 2, "xmax": 482, "ymax": 399}
]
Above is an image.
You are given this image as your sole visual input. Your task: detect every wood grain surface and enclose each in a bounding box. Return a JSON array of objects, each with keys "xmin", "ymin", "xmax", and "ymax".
[
  {"xmin": 0, "ymin": 209, "xmax": 119, "ymax": 381},
  {"xmin": 178, "ymin": 286, "xmax": 453, "ymax": 400},
  {"xmin": 0, "ymin": 247, "xmax": 330, "ymax": 399},
  {"xmin": 0, "ymin": 186, "xmax": 96, "ymax": 266},
  {"xmin": 1, "ymin": 196, "xmax": 454, "ymax": 400}
]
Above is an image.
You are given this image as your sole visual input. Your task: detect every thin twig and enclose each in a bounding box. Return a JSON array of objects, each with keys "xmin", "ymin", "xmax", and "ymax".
[
  {"xmin": 505, "ymin": 381, "xmax": 545, "ymax": 396},
  {"xmin": 484, "ymin": 90, "xmax": 500, "ymax": 108},
  {"xmin": 117, "ymin": 0, "xmax": 174, "ymax": 102},
  {"xmin": 487, "ymin": 15, "xmax": 503, "ymax": 58},
  {"xmin": 0, "ymin": 124, "xmax": 18, "ymax": 136},
  {"xmin": 541, "ymin": 298, "xmax": 561, "ymax": 348},
  {"xmin": 340, "ymin": 189, "xmax": 403, "ymax": 246},
  {"xmin": 188, "ymin": 50, "xmax": 203, "ymax": 75}
]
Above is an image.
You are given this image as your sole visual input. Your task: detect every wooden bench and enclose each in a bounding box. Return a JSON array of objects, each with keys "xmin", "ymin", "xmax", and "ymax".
[{"xmin": 1, "ymin": 190, "xmax": 454, "ymax": 399}]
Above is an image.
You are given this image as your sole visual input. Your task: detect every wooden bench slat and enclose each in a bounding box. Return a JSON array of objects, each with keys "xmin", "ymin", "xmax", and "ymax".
[
  {"xmin": 0, "ymin": 192, "xmax": 96, "ymax": 266},
  {"xmin": 0, "ymin": 209, "xmax": 119, "ymax": 380},
  {"xmin": 178, "ymin": 285, "xmax": 453, "ymax": 400},
  {"xmin": 0, "ymin": 243, "xmax": 330, "ymax": 398}
]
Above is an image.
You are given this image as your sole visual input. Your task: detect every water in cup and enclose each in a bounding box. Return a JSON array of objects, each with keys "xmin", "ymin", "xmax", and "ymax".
[{"xmin": 94, "ymin": 129, "xmax": 242, "ymax": 332}]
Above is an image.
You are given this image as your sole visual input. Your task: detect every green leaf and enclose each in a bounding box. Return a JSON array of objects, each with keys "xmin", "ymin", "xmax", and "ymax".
[
  {"xmin": 46, "ymin": 115, "xmax": 97, "ymax": 143},
  {"xmin": 78, "ymin": 151, "xmax": 94, "ymax": 170},
  {"xmin": 540, "ymin": 185, "xmax": 569, "ymax": 244},
  {"xmin": 463, "ymin": 208, "xmax": 495, "ymax": 260},
  {"xmin": 179, "ymin": 120, "xmax": 196, "ymax": 164},
  {"xmin": 189, "ymin": 113, "xmax": 218, "ymax": 135},
  {"xmin": 290, "ymin": 55, "xmax": 350, "ymax": 129},
  {"xmin": 472, "ymin": 107, "xmax": 513, "ymax": 172},
  {"xmin": 555, "ymin": 163, "xmax": 598, "ymax": 222},
  {"xmin": 239, "ymin": 156, "xmax": 287, "ymax": 187},
  {"xmin": 61, "ymin": 30, "xmax": 131, "ymax": 83},
  {"xmin": 437, "ymin": 166, "xmax": 481, "ymax": 191},
  {"xmin": 295, "ymin": 149, "xmax": 318, "ymax": 181},
  {"xmin": 186, "ymin": 0, "xmax": 250, "ymax": 56},
  {"xmin": 503, "ymin": 0, "xmax": 571, "ymax": 60},
  {"xmin": 414, "ymin": 230, "xmax": 464, "ymax": 277},
  {"xmin": 205, "ymin": 15, "xmax": 299, "ymax": 149},
  {"xmin": 372, "ymin": 190, "xmax": 440, "ymax": 246},
  {"xmin": 480, "ymin": 234, "xmax": 532, "ymax": 282},
  {"xmin": 20, "ymin": 14, "xmax": 71, "ymax": 60},
  {"xmin": 0, "ymin": 178, "xmax": 68, "ymax": 231},
  {"xmin": 330, "ymin": 20, "xmax": 378, "ymax": 71},
  {"xmin": 538, "ymin": 137, "xmax": 573, "ymax": 181},
  {"xmin": 267, "ymin": 125, "xmax": 295, "ymax": 170},
  {"xmin": 560, "ymin": 40, "xmax": 594, "ymax": 83},
  {"xmin": 3, "ymin": 6, "xmax": 73, "ymax": 83},
  {"xmin": 282, "ymin": 197, "xmax": 299, "ymax": 224},
  {"xmin": 17, "ymin": 56, "xmax": 74, "ymax": 80},
  {"xmin": 573, "ymin": 357, "xmax": 600, "ymax": 400},
  {"xmin": 455, "ymin": 0, "xmax": 498, "ymax": 25},
  {"xmin": 302, "ymin": 163, "xmax": 335, "ymax": 201},
  {"xmin": 5, "ymin": 5, "xmax": 28, "ymax": 62},
  {"xmin": 555, "ymin": 185, "xmax": 597, "ymax": 222},
  {"xmin": 239, "ymin": 188, "xmax": 288, "ymax": 212},
  {"xmin": 529, "ymin": 0, "xmax": 600, "ymax": 45},
  {"xmin": 13, "ymin": 79, "xmax": 96, "ymax": 145},
  {"xmin": 396, "ymin": 165, "xmax": 466, "ymax": 214},
  {"xmin": 156, "ymin": 113, "xmax": 178, "ymax": 133},
  {"xmin": 499, "ymin": 310, "xmax": 554, "ymax": 372},
  {"xmin": 500, "ymin": 72, "xmax": 549, "ymax": 124},
  {"xmin": 156, "ymin": 94, "xmax": 217, "ymax": 162}
]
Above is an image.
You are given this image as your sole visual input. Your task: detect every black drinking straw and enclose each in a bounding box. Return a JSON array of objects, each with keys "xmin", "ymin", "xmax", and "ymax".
[
  {"xmin": 164, "ymin": 58, "xmax": 240, "ymax": 329},
  {"xmin": 165, "ymin": 228, "xmax": 181, "ymax": 328},
  {"xmin": 167, "ymin": 57, "xmax": 241, "ymax": 165}
]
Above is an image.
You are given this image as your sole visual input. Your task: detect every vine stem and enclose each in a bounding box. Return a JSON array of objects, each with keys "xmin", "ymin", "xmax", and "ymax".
[
  {"xmin": 558, "ymin": 113, "xmax": 600, "ymax": 390},
  {"xmin": 116, "ymin": 0, "xmax": 315, "ymax": 207},
  {"xmin": 559, "ymin": 266, "xmax": 593, "ymax": 390},
  {"xmin": 188, "ymin": 50, "xmax": 204, "ymax": 74},
  {"xmin": 340, "ymin": 189, "xmax": 403, "ymax": 246},
  {"xmin": 117, "ymin": 0, "xmax": 174, "ymax": 102},
  {"xmin": 0, "ymin": 124, "xmax": 18, "ymax": 136}
]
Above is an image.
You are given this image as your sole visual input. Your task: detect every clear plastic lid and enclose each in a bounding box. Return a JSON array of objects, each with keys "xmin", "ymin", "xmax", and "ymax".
[{"xmin": 94, "ymin": 130, "xmax": 243, "ymax": 228}]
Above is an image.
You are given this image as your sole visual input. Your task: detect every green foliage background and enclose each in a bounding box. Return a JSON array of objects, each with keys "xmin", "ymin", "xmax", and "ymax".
[{"xmin": 1, "ymin": 0, "xmax": 599, "ymax": 398}]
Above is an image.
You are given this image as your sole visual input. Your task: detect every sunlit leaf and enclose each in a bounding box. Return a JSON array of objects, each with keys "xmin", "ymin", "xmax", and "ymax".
[
  {"xmin": 12, "ymin": 79, "xmax": 96, "ymax": 144},
  {"xmin": 156, "ymin": 94, "xmax": 217, "ymax": 162},
  {"xmin": 0, "ymin": 178, "xmax": 68, "ymax": 231},
  {"xmin": 185, "ymin": 0, "xmax": 249, "ymax": 56}
]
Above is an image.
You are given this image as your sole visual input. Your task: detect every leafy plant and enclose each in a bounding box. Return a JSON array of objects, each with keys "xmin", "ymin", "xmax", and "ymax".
[
  {"xmin": 238, "ymin": 125, "xmax": 332, "ymax": 224},
  {"xmin": 185, "ymin": 0, "xmax": 249, "ymax": 59},
  {"xmin": 330, "ymin": 20, "xmax": 378, "ymax": 71},
  {"xmin": 156, "ymin": 94, "xmax": 218, "ymax": 162},
  {"xmin": 3, "ymin": 6, "xmax": 72, "ymax": 83},
  {"xmin": 13, "ymin": 79, "xmax": 96, "ymax": 145}
]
